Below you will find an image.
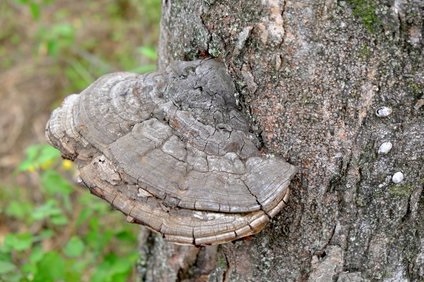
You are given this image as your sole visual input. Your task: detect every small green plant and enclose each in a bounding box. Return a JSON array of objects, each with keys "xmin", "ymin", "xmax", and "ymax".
[
  {"xmin": 0, "ymin": 144, "xmax": 139, "ymax": 282},
  {"xmin": 36, "ymin": 23, "xmax": 76, "ymax": 57},
  {"xmin": 346, "ymin": 0, "xmax": 380, "ymax": 32},
  {"xmin": 12, "ymin": 0, "xmax": 55, "ymax": 20}
]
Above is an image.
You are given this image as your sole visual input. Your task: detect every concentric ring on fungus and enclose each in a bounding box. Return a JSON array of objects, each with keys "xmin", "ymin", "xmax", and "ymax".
[{"xmin": 45, "ymin": 59, "xmax": 297, "ymax": 245}]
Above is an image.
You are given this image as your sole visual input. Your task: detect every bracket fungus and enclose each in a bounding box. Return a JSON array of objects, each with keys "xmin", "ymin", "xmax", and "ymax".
[{"xmin": 45, "ymin": 59, "xmax": 297, "ymax": 245}]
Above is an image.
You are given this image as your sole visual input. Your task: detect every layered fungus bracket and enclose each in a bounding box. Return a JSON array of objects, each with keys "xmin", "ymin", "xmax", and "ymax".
[{"xmin": 45, "ymin": 59, "xmax": 297, "ymax": 245}]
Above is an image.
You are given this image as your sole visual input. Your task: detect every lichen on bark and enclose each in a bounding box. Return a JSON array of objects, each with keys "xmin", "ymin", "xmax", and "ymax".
[{"xmin": 147, "ymin": 0, "xmax": 423, "ymax": 281}]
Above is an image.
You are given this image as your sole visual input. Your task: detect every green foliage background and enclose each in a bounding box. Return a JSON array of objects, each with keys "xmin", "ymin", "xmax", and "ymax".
[{"xmin": 0, "ymin": 0, "xmax": 160, "ymax": 281}]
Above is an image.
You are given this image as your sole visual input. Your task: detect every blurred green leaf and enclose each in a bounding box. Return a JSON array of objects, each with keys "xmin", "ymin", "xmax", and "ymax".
[
  {"xmin": 37, "ymin": 23, "xmax": 75, "ymax": 57},
  {"xmin": 0, "ymin": 272, "xmax": 21, "ymax": 282},
  {"xmin": 41, "ymin": 169, "xmax": 73, "ymax": 195},
  {"xmin": 86, "ymin": 227, "xmax": 113, "ymax": 253},
  {"xmin": 51, "ymin": 212, "xmax": 69, "ymax": 225},
  {"xmin": 137, "ymin": 46, "xmax": 157, "ymax": 60},
  {"xmin": 13, "ymin": 0, "xmax": 55, "ymax": 20},
  {"xmin": 91, "ymin": 252, "xmax": 136, "ymax": 282},
  {"xmin": 64, "ymin": 236, "xmax": 85, "ymax": 257},
  {"xmin": 33, "ymin": 251, "xmax": 65, "ymax": 282},
  {"xmin": 13, "ymin": 0, "xmax": 28, "ymax": 4},
  {"xmin": 29, "ymin": 246, "xmax": 44, "ymax": 264},
  {"xmin": 5, "ymin": 200, "xmax": 33, "ymax": 220},
  {"xmin": 29, "ymin": 2, "xmax": 41, "ymax": 20},
  {"xmin": 4, "ymin": 233, "xmax": 33, "ymax": 251},
  {"xmin": 75, "ymin": 207, "xmax": 93, "ymax": 227},
  {"xmin": 0, "ymin": 260, "xmax": 17, "ymax": 274},
  {"xmin": 47, "ymin": 40, "xmax": 58, "ymax": 56},
  {"xmin": 18, "ymin": 144, "xmax": 60, "ymax": 172},
  {"xmin": 36, "ymin": 229, "xmax": 54, "ymax": 241},
  {"xmin": 21, "ymin": 246, "xmax": 44, "ymax": 275},
  {"xmin": 31, "ymin": 200, "xmax": 66, "ymax": 224},
  {"xmin": 64, "ymin": 258, "xmax": 86, "ymax": 280},
  {"xmin": 64, "ymin": 267, "xmax": 83, "ymax": 282},
  {"xmin": 115, "ymin": 229, "xmax": 137, "ymax": 244}
]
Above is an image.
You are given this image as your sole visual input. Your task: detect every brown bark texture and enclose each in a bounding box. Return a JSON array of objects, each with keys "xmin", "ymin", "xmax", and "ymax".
[{"xmin": 138, "ymin": 0, "xmax": 424, "ymax": 281}]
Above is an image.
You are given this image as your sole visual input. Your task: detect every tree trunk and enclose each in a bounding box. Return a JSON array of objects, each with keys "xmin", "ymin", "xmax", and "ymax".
[{"xmin": 138, "ymin": 0, "xmax": 424, "ymax": 281}]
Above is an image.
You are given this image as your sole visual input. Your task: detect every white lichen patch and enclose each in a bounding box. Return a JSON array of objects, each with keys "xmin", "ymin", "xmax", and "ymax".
[
  {"xmin": 376, "ymin": 106, "xmax": 392, "ymax": 117},
  {"xmin": 378, "ymin": 142, "xmax": 393, "ymax": 154},
  {"xmin": 392, "ymin": 172, "xmax": 404, "ymax": 184}
]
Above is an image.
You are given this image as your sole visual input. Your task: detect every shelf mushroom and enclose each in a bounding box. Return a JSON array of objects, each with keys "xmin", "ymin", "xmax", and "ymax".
[{"xmin": 46, "ymin": 59, "xmax": 297, "ymax": 245}]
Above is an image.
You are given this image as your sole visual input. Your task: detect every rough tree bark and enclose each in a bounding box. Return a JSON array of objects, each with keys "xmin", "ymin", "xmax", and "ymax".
[{"xmin": 138, "ymin": 0, "xmax": 423, "ymax": 281}]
